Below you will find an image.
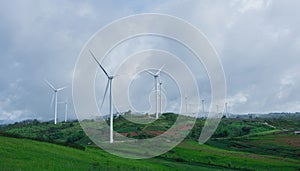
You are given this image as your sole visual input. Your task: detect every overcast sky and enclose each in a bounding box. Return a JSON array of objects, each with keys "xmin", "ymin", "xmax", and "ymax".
[{"xmin": 0, "ymin": 0, "xmax": 300, "ymax": 122}]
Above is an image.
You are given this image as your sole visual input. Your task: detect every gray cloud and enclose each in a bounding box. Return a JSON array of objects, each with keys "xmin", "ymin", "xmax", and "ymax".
[
  {"xmin": 0, "ymin": 0, "xmax": 299, "ymax": 122},
  {"xmin": 152, "ymin": 0, "xmax": 300, "ymax": 113}
]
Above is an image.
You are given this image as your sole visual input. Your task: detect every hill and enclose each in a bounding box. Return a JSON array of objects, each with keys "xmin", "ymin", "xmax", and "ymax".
[
  {"xmin": 1, "ymin": 136, "xmax": 299, "ymax": 171},
  {"xmin": 0, "ymin": 113, "xmax": 299, "ymax": 170}
]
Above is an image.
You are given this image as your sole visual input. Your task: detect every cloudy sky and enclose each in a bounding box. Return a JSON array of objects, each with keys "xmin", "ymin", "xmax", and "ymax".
[{"xmin": 0, "ymin": 0, "xmax": 300, "ymax": 122}]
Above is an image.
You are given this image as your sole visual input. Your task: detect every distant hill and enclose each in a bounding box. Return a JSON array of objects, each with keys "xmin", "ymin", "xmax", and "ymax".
[
  {"xmin": 0, "ymin": 119, "xmax": 14, "ymax": 125},
  {"xmin": 228, "ymin": 112, "xmax": 300, "ymax": 120}
]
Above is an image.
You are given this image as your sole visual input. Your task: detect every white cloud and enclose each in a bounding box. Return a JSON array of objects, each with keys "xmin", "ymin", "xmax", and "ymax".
[
  {"xmin": 227, "ymin": 92, "xmax": 248, "ymax": 106},
  {"xmin": 277, "ymin": 69, "xmax": 300, "ymax": 99},
  {"xmin": 238, "ymin": 0, "xmax": 272, "ymax": 13}
]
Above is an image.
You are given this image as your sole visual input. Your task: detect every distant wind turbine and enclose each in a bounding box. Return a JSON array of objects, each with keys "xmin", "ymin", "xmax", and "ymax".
[
  {"xmin": 45, "ymin": 79, "xmax": 67, "ymax": 124},
  {"xmin": 201, "ymin": 99, "xmax": 205, "ymax": 117},
  {"xmin": 59, "ymin": 100, "xmax": 68, "ymax": 122},
  {"xmin": 146, "ymin": 65, "xmax": 165, "ymax": 119},
  {"xmin": 64, "ymin": 101, "xmax": 68, "ymax": 122},
  {"xmin": 159, "ymin": 77, "xmax": 163, "ymax": 115},
  {"xmin": 185, "ymin": 97, "xmax": 188, "ymax": 114},
  {"xmin": 90, "ymin": 49, "xmax": 116, "ymax": 143},
  {"xmin": 225, "ymin": 102, "xmax": 228, "ymax": 118}
]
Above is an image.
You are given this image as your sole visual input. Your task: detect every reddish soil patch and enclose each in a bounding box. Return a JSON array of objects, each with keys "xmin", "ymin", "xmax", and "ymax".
[
  {"xmin": 248, "ymin": 133, "xmax": 300, "ymax": 147},
  {"xmin": 146, "ymin": 130, "xmax": 164, "ymax": 136},
  {"xmin": 119, "ymin": 132, "xmax": 138, "ymax": 137},
  {"xmin": 282, "ymin": 137, "xmax": 300, "ymax": 147}
]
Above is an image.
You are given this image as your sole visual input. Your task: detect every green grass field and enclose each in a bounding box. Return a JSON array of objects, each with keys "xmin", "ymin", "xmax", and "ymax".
[
  {"xmin": 0, "ymin": 114, "xmax": 299, "ymax": 170},
  {"xmin": 1, "ymin": 136, "xmax": 299, "ymax": 171}
]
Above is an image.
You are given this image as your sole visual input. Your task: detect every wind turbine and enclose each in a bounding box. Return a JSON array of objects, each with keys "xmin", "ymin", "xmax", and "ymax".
[
  {"xmin": 185, "ymin": 97, "xmax": 188, "ymax": 114},
  {"xmin": 201, "ymin": 99, "xmax": 205, "ymax": 117},
  {"xmin": 89, "ymin": 49, "xmax": 115, "ymax": 143},
  {"xmin": 159, "ymin": 81, "xmax": 163, "ymax": 115},
  {"xmin": 146, "ymin": 65, "xmax": 165, "ymax": 119},
  {"xmin": 64, "ymin": 101, "xmax": 68, "ymax": 122},
  {"xmin": 225, "ymin": 102, "xmax": 228, "ymax": 118},
  {"xmin": 59, "ymin": 100, "xmax": 68, "ymax": 122},
  {"xmin": 45, "ymin": 79, "xmax": 67, "ymax": 124}
]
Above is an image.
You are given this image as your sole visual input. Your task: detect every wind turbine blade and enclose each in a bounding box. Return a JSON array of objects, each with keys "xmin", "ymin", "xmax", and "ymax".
[
  {"xmin": 146, "ymin": 70, "xmax": 155, "ymax": 76},
  {"xmin": 44, "ymin": 79, "xmax": 56, "ymax": 91},
  {"xmin": 155, "ymin": 64, "xmax": 165, "ymax": 75},
  {"xmin": 89, "ymin": 49, "xmax": 109, "ymax": 78},
  {"xmin": 57, "ymin": 86, "xmax": 67, "ymax": 91},
  {"xmin": 113, "ymin": 73, "xmax": 130, "ymax": 78},
  {"xmin": 100, "ymin": 80, "xmax": 110, "ymax": 110}
]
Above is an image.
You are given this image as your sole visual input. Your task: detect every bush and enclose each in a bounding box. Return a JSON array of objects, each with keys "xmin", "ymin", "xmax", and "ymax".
[{"xmin": 242, "ymin": 126, "xmax": 251, "ymax": 135}]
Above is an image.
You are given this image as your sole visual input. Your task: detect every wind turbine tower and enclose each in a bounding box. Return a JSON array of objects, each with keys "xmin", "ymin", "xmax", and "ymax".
[
  {"xmin": 58, "ymin": 101, "xmax": 68, "ymax": 122},
  {"xmin": 225, "ymin": 102, "xmax": 228, "ymax": 118},
  {"xmin": 185, "ymin": 97, "xmax": 188, "ymax": 114},
  {"xmin": 159, "ymin": 81, "xmax": 163, "ymax": 115},
  {"xmin": 64, "ymin": 101, "xmax": 68, "ymax": 122},
  {"xmin": 201, "ymin": 99, "xmax": 205, "ymax": 117}
]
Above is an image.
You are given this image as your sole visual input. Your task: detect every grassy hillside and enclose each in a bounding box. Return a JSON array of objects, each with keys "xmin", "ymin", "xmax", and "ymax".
[
  {"xmin": 1, "ymin": 136, "xmax": 299, "ymax": 171},
  {"xmin": 0, "ymin": 114, "xmax": 299, "ymax": 170},
  {"xmin": 0, "ymin": 113, "xmax": 286, "ymax": 144},
  {"xmin": 0, "ymin": 136, "xmax": 179, "ymax": 171},
  {"xmin": 207, "ymin": 131, "xmax": 300, "ymax": 159},
  {"xmin": 206, "ymin": 117, "xmax": 300, "ymax": 159}
]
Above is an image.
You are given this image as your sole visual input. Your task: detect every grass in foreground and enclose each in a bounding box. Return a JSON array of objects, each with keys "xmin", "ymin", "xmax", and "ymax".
[{"xmin": 0, "ymin": 136, "xmax": 299, "ymax": 171}]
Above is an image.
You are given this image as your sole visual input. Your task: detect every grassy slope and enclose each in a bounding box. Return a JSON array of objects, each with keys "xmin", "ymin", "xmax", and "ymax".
[
  {"xmin": 0, "ymin": 136, "xmax": 299, "ymax": 171},
  {"xmin": 1, "ymin": 115, "xmax": 299, "ymax": 170},
  {"xmin": 0, "ymin": 116, "xmax": 278, "ymax": 144},
  {"xmin": 207, "ymin": 131, "xmax": 300, "ymax": 159},
  {"xmin": 0, "ymin": 136, "xmax": 226, "ymax": 171},
  {"xmin": 172, "ymin": 141, "xmax": 299, "ymax": 171}
]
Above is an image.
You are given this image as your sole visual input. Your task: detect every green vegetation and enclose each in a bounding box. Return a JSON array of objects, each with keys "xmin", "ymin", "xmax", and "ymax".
[
  {"xmin": 207, "ymin": 131, "xmax": 300, "ymax": 159},
  {"xmin": 0, "ymin": 136, "xmax": 299, "ymax": 171},
  {"xmin": 0, "ymin": 113, "xmax": 299, "ymax": 170}
]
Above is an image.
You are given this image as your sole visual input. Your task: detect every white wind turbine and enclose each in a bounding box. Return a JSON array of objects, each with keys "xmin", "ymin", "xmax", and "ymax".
[
  {"xmin": 59, "ymin": 100, "xmax": 68, "ymax": 122},
  {"xmin": 89, "ymin": 49, "xmax": 116, "ymax": 143},
  {"xmin": 45, "ymin": 79, "xmax": 67, "ymax": 124},
  {"xmin": 159, "ymin": 81, "xmax": 163, "ymax": 115},
  {"xmin": 225, "ymin": 102, "xmax": 228, "ymax": 118},
  {"xmin": 185, "ymin": 97, "xmax": 188, "ymax": 114},
  {"xmin": 64, "ymin": 101, "xmax": 68, "ymax": 122},
  {"xmin": 201, "ymin": 99, "xmax": 205, "ymax": 117},
  {"xmin": 216, "ymin": 105, "xmax": 220, "ymax": 114},
  {"xmin": 146, "ymin": 65, "xmax": 165, "ymax": 119}
]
